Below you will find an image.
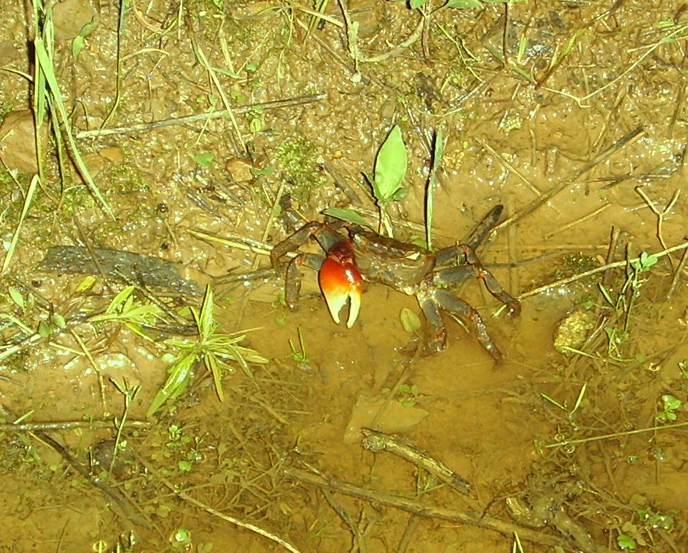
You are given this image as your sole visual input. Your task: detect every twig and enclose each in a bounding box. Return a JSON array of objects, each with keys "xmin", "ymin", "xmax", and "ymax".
[
  {"xmin": 361, "ymin": 428, "xmax": 473, "ymax": 496},
  {"xmin": 0, "ymin": 419, "xmax": 151, "ymax": 432},
  {"xmin": 322, "ymin": 489, "xmax": 367, "ymax": 553},
  {"xmin": 285, "ymin": 467, "xmax": 576, "ymax": 551},
  {"xmin": 360, "ymin": 19, "xmax": 424, "ymax": 63},
  {"xmin": 0, "ymin": 405, "xmax": 151, "ymax": 529},
  {"xmin": 667, "ymin": 245, "xmax": 688, "ymax": 298},
  {"xmin": 76, "ymin": 94, "xmax": 327, "ymax": 139},
  {"xmin": 634, "ymin": 186, "xmax": 681, "ymax": 264},
  {"xmin": 136, "ymin": 455, "xmax": 303, "ymax": 553},
  {"xmin": 518, "ymin": 241, "xmax": 688, "ymax": 300},
  {"xmin": 544, "ymin": 204, "xmax": 611, "ymax": 239},
  {"xmin": 545, "ymin": 421, "xmax": 688, "ymax": 448},
  {"xmin": 475, "ymin": 137, "xmax": 542, "ymax": 197},
  {"xmin": 495, "ymin": 126, "xmax": 645, "ymax": 232}
]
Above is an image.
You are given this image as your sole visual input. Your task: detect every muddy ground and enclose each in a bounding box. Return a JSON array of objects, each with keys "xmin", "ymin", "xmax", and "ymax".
[{"xmin": 1, "ymin": 0, "xmax": 688, "ymax": 552}]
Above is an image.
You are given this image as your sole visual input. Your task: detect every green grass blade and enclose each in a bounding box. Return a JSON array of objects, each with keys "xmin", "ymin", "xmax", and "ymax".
[
  {"xmin": 33, "ymin": 37, "xmax": 114, "ymax": 218},
  {"xmin": 1, "ymin": 175, "xmax": 40, "ymax": 274}
]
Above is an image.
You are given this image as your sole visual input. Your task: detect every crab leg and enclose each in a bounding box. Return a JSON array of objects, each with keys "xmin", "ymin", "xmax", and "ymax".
[
  {"xmin": 270, "ymin": 221, "xmax": 323, "ymax": 270},
  {"xmin": 418, "ymin": 287, "xmax": 503, "ymax": 360},
  {"xmin": 283, "ymin": 253, "xmax": 325, "ymax": 310},
  {"xmin": 434, "ymin": 265, "xmax": 521, "ymax": 316}
]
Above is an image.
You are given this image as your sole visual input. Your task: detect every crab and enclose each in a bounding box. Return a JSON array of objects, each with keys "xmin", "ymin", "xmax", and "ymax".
[{"xmin": 270, "ymin": 205, "xmax": 520, "ymax": 360}]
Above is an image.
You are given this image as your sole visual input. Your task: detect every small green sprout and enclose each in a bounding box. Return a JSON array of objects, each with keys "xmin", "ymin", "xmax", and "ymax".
[
  {"xmin": 630, "ymin": 252, "xmax": 658, "ymax": 273},
  {"xmin": 397, "ymin": 384, "xmax": 420, "ymax": 408},
  {"xmin": 541, "ymin": 383, "xmax": 587, "ymax": 422},
  {"xmin": 617, "ymin": 533, "xmax": 637, "ymax": 550},
  {"xmin": 147, "ymin": 285, "xmax": 268, "ymax": 416},
  {"xmin": 289, "ymin": 328, "xmax": 310, "ymax": 370},
  {"xmin": 656, "ymin": 394, "xmax": 681, "ymax": 422},
  {"xmin": 90, "ymin": 286, "xmax": 164, "ymax": 341}
]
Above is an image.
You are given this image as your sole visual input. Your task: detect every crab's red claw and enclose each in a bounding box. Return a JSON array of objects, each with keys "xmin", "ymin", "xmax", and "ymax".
[{"xmin": 319, "ymin": 257, "xmax": 363, "ymax": 328}]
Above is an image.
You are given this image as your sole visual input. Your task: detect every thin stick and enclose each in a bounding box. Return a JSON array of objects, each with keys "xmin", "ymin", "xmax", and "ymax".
[
  {"xmin": 285, "ymin": 468, "xmax": 573, "ymax": 550},
  {"xmin": 0, "ymin": 419, "xmax": 151, "ymax": 432},
  {"xmin": 667, "ymin": 245, "xmax": 688, "ymax": 298},
  {"xmin": 518, "ymin": 241, "xmax": 688, "ymax": 300},
  {"xmin": 634, "ymin": 186, "xmax": 681, "ymax": 263},
  {"xmin": 76, "ymin": 94, "xmax": 327, "ymax": 139},
  {"xmin": 545, "ymin": 421, "xmax": 688, "ymax": 448},
  {"xmin": 1, "ymin": 404, "xmax": 151, "ymax": 529},
  {"xmin": 495, "ymin": 126, "xmax": 645, "ymax": 232},
  {"xmin": 137, "ymin": 455, "xmax": 304, "ymax": 553},
  {"xmin": 360, "ymin": 19, "xmax": 424, "ymax": 63},
  {"xmin": 475, "ymin": 137, "xmax": 542, "ymax": 197},
  {"xmin": 543, "ymin": 204, "xmax": 611, "ymax": 238}
]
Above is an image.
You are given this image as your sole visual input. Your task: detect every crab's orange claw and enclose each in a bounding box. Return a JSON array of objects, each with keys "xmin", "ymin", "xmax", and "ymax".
[{"xmin": 319, "ymin": 257, "xmax": 363, "ymax": 328}]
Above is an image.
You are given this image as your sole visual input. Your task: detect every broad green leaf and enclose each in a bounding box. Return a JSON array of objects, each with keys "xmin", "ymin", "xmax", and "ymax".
[
  {"xmin": 72, "ymin": 36, "xmax": 84, "ymax": 59},
  {"xmin": 8, "ymin": 287, "xmax": 24, "ymax": 310},
  {"xmin": 373, "ymin": 125, "xmax": 407, "ymax": 204},
  {"xmin": 410, "ymin": 0, "xmax": 430, "ymax": 8},
  {"xmin": 322, "ymin": 208, "xmax": 372, "ymax": 228}
]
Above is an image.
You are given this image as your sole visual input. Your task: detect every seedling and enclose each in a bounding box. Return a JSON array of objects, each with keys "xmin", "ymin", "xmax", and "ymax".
[
  {"xmin": 289, "ymin": 327, "xmax": 310, "ymax": 370},
  {"xmin": 541, "ymin": 383, "xmax": 587, "ymax": 424},
  {"xmin": 656, "ymin": 394, "xmax": 681, "ymax": 422},
  {"xmin": 90, "ymin": 286, "xmax": 164, "ymax": 340},
  {"xmin": 397, "ymin": 383, "xmax": 420, "ymax": 408},
  {"xmin": 109, "ymin": 378, "xmax": 140, "ymax": 477},
  {"xmin": 147, "ymin": 284, "xmax": 267, "ymax": 416}
]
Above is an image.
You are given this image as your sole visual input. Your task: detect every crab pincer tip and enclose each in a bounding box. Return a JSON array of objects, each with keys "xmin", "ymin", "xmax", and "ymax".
[{"xmin": 319, "ymin": 257, "xmax": 363, "ymax": 328}]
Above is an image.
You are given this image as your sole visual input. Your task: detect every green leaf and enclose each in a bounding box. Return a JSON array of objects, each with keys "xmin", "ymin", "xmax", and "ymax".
[
  {"xmin": 198, "ymin": 285, "xmax": 216, "ymax": 339},
  {"xmin": 72, "ymin": 35, "xmax": 84, "ymax": 59},
  {"xmin": 322, "ymin": 208, "xmax": 372, "ymax": 227},
  {"xmin": 8, "ymin": 287, "xmax": 24, "ymax": 310},
  {"xmin": 410, "ymin": 0, "xmax": 430, "ymax": 7},
  {"xmin": 147, "ymin": 352, "xmax": 196, "ymax": 416},
  {"xmin": 617, "ymin": 534, "xmax": 636, "ymax": 550},
  {"xmin": 373, "ymin": 125, "xmax": 407, "ymax": 204},
  {"xmin": 205, "ymin": 352, "xmax": 225, "ymax": 402},
  {"xmin": 400, "ymin": 307, "xmax": 421, "ymax": 333},
  {"xmin": 193, "ymin": 152, "xmax": 215, "ymax": 167}
]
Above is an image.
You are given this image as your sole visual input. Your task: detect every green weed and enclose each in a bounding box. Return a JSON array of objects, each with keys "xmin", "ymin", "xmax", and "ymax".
[
  {"xmin": 147, "ymin": 284, "xmax": 268, "ymax": 416},
  {"xmin": 656, "ymin": 394, "xmax": 681, "ymax": 422},
  {"xmin": 541, "ymin": 383, "xmax": 587, "ymax": 428},
  {"xmin": 289, "ymin": 327, "xmax": 310, "ymax": 370},
  {"xmin": 274, "ymin": 135, "xmax": 327, "ymax": 202}
]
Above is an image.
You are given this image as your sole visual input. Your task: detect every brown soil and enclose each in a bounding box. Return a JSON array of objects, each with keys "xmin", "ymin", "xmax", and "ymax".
[{"xmin": 1, "ymin": 1, "xmax": 688, "ymax": 552}]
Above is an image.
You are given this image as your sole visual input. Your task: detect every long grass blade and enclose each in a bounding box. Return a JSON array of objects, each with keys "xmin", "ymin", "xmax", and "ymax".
[
  {"xmin": 33, "ymin": 37, "xmax": 114, "ymax": 218},
  {"xmin": 1, "ymin": 175, "xmax": 40, "ymax": 274}
]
